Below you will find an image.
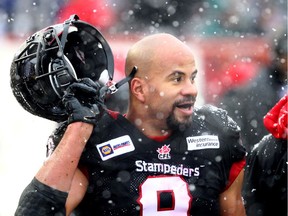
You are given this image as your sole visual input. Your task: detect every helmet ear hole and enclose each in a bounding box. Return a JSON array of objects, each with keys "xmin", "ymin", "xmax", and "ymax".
[{"xmin": 49, "ymin": 55, "xmax": 77, "ymax": 98}]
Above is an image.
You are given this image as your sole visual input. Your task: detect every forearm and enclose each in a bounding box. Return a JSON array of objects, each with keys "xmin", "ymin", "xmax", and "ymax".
[
  {"xmin": 220, "ymin": 197, "xmax": 246, "ymax": 216},
  {"xmin": 220, "ymin": 169, "xmax": 246, "ymax": 216},
  {"xmin": 36, "ymin": 122, "xmax": 93, "ymax": 192},
  {"xmin": 15, "ymin": 178, "xmax": 68, "ymax": 216}
]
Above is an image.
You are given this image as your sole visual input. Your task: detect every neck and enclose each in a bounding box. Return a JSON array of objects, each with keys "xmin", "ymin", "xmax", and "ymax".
[{"xmin": 126, "ymin": 110, "xmax": 172, "ymax": 138}]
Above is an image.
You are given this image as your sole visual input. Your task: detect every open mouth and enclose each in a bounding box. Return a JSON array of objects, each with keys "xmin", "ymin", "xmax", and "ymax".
[
  {"xmin": 177, "ymin": 103, "xmax": 193, "ymax": 110},
  {"xmin": 175, "ymin": 102, "xmax": 194, "ymax": 114}
]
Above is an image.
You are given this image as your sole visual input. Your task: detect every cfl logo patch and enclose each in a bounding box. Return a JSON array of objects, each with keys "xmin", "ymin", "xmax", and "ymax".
[{"xmin": 157, "ymin": 144, "xmax": 171, "ymax": 160}]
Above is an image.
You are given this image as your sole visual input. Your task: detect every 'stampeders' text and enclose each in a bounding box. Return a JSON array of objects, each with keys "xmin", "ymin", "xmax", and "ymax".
[{"xmin": 135, "ymin": 160, "xmax": 200, "ymax": 177}]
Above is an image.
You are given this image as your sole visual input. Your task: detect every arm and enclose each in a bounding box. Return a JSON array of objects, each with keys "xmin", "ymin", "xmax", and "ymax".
[
  {"xmin": 15, "ymin": 79, "xmax": 101, "ymax": 215},
  {"xmin": 15, "ymin": 123, "xmax": 92, "ymax": 216},
  {"xmin": 65, "ymin": 168, "xmax": 89, "ymax": 216},
  {"xmin": 35, "ymin": 122, "xmax": 92, "ymax": 192},
  {"xmin": 219, "ymin": 169, "xmax": 246, "ymax": 216}
]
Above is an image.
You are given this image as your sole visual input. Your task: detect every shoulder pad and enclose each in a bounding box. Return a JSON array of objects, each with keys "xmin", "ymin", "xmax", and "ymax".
[{"xmin": 194, "ymin": 104, "xmax": 240, "ymax": 135}]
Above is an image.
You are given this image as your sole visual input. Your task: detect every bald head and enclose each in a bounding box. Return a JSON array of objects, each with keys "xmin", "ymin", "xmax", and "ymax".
[{"xmin": 125, "ymin": 33, "xmax": 194, "ymax": 78}]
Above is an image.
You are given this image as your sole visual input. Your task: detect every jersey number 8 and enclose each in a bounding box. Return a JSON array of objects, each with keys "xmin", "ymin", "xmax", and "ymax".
[{"xmin": 137, "ymin": 175, "xmax": 192, "ymax": 215}]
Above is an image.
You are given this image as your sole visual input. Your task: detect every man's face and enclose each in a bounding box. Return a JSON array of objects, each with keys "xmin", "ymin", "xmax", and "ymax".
[{"xmin": 143, "ymin": 57, "xmax": 198, "ymax": 131}]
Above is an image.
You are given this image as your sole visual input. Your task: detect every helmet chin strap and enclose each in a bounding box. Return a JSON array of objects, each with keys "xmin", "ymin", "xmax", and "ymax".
[{"xmin": 99, "ymin": 66, "xmax": 138, "ymax": 100}]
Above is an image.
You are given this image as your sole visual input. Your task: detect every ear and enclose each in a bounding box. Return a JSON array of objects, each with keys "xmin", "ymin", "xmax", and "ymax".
[{"xmin": 130, "ymin": 77, "xmax": 146, "ymax": 102}]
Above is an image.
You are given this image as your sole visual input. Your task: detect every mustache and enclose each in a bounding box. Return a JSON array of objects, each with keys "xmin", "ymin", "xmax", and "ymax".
[{"xmin": 173, "ymin": 96, "xmax": 197, "ymax": 108}]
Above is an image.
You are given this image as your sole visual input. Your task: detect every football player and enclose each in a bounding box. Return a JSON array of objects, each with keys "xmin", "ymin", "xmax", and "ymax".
[{"xmin": 13, "ymin": 15, "xmax": 246, "ymax": 216}]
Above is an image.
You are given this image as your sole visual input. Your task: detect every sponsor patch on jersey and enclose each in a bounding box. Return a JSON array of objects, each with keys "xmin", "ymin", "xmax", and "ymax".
[
  {"xmin": 96, "ymin": 135, "xmax": 135, "ymax": 161},
  {"xmin": 186, "ymin": 135, "xmax": 220, "ymax": 150}
]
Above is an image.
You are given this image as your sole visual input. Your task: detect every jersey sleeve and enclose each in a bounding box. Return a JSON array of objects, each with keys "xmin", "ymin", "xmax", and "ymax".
[
  {"xmin": 15, "ymin": 178, "xmax": 68, "ymax": 216},
  {"xmin": 225, "ymin": 158, "xmax": 246, "ymax": 190}
]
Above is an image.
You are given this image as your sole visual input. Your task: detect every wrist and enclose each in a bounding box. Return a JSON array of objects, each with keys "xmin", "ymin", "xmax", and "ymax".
[{"xmin": 67, "ymin": 121, "xmax": 94, "ymax": 138}]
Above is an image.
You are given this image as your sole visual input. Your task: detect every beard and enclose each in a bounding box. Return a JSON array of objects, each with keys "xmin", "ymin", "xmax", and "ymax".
[
  {"xmin": 166, "ymin": 96, "xmax": 195, "ymax": 131},
  {"xmin": 166, "ymin": 112, "xmax": 193, "ymax": 131}
]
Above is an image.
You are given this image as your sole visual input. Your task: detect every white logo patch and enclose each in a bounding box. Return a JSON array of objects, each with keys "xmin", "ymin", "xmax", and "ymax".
[
  {"xmin": 96, "ymin": 135, "xmax": 135, "ymax": 161},
  {"xmin": 186, "ymin": 135, "xmax": 220, "ymax": 150}
]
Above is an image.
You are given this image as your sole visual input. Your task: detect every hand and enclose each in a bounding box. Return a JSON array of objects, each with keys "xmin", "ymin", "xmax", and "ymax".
[{"xmin": 62, "ymin": 78, "xmax": 104, "ymax": 124}]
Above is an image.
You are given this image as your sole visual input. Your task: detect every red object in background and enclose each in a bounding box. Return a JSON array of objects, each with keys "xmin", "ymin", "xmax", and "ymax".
[
  {"xmin": 264, "ymin": 95, "xmax": 288, "ymax": 139},
  {"xmin": 196, "ymin": 37, "xmax": 270, "ymax": 103},
  {"xmin": 224, "ymin": 60, "xmax": 260, "ymax": 86},
  {"xmin": 57, "ymin": 0, "xmax": 115, "ymax": 30}
]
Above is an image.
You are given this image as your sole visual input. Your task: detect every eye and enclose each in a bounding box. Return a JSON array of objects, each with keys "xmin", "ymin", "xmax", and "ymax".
[
  {"xmin": 174, "ymin": 76, "xmax": 182, "ymax": 83},
  {"xmin": 190, "ymin": 72, "xmax": 197, "ymax": 83},
  {"xmin": 190, "ymin": 76, "xmax": 196, "ymax": 83},
  {"xmin": 172, "ymin": 72, "xmax": 184, "ymax": 83}
]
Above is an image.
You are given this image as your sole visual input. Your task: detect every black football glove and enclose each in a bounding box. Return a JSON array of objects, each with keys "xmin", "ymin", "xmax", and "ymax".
[{"xmin": 62, "ymin": 78, "xmax": 104, "ymax": 125}]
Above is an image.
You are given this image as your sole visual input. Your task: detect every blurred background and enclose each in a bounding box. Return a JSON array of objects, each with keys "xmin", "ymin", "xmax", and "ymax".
[{"xmin": 0, "ymin": 0, "xmax": 287, "ymax": 215}]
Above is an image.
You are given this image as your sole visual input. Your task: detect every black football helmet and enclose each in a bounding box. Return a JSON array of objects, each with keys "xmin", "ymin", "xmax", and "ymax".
[{"xmin": 10, "ymin": 14, "xmax": 114, "ymax": 122}]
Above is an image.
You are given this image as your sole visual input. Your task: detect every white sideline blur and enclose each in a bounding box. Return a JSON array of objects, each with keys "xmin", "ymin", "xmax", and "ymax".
[{"xmin": 0, "ymin": 37, "xmax": 57, "ymax": 216}]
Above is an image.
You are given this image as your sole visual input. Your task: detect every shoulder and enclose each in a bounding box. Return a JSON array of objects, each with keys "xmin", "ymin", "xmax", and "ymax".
[
  {"xmin": 193, "ymin": 104, "xmax": 240, "ymax": 135},
  {"xmin": 94, "ymin": 109, "xmax": 124, "ymax": 131},
  {"xmin": 86, "ymin": 110, "xmax": 130, "ymax": 145},
  {"xmin": 47, "ymin": 110, "xmax": 123, "ymax": 155},
  {"xmin": 250, "ymin": 134, "xmax": 287, "ymax": 160},
  {"xmin": 193, "ymin": 104, "xmax": 246, "ymax": 160},
  {"xmin": 247, "ymin": 134, "xmax": 287, "ymax": 175}
]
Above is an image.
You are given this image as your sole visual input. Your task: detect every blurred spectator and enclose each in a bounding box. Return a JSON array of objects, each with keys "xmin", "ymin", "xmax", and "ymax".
[
  {"xmin": 112, "ymin": 0, "xmax": 202, "ymax": 36},
  {"xmin": 218, "ymin": 32, "xmax": 287, "ymax": 151},
  {"xmin": 190, "ymin": 0, "xmax": 287, "ymax": 37},
  {"xmin": 191, "ymin": 0, "xmax": 262, "ymax": 36},
  {"xmin": 243, "ymin": 94, "xmax": 287, "ymax": 216},
  {"xmin": 1, "ymin": 0, "xmax": 287, "ymax": 39},
  {"xmin": 111, "ymin": 0, "xmax": 287, "ymax": 38}
]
